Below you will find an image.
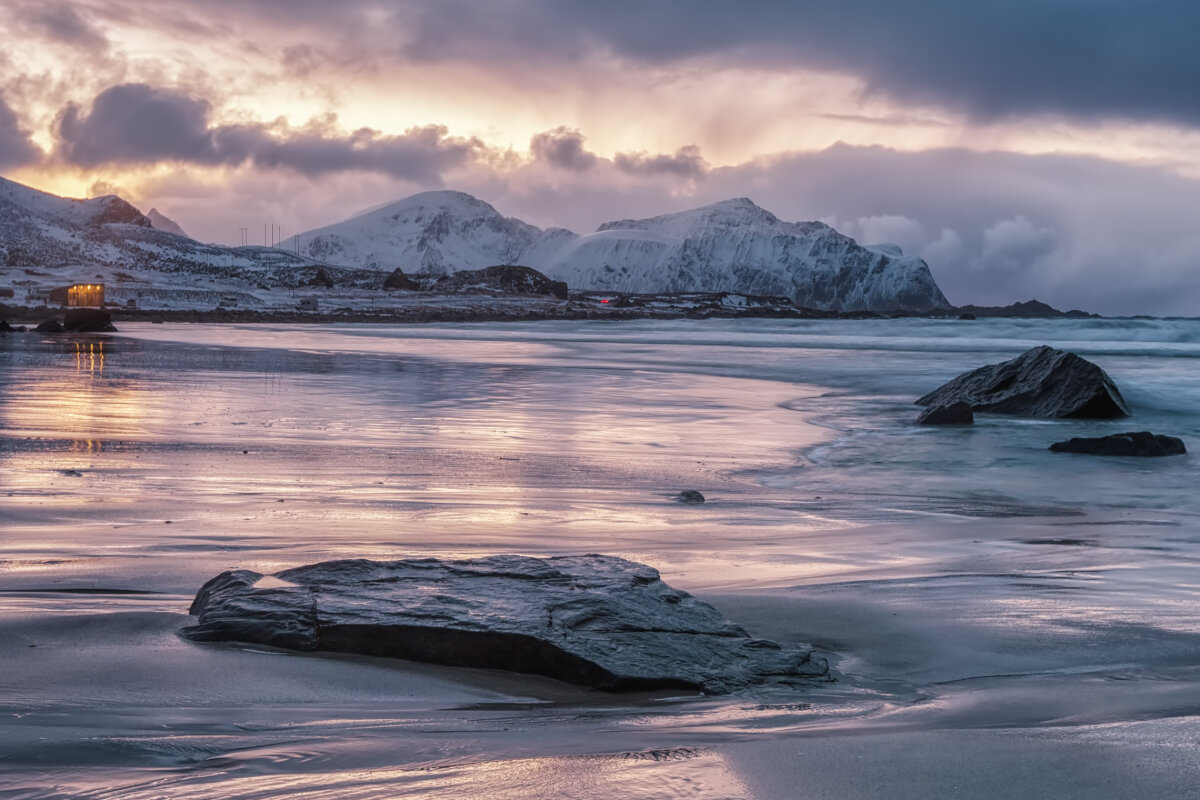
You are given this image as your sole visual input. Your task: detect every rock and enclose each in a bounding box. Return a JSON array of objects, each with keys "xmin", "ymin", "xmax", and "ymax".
[
  {"xmin": 382, "ymin": 267, "xmax": 420, "ymax": 291},
  {"xmin": 63, "ymin": 308, "xmax": 117, "ymax": 332},
  {"xmin": 957, "ymin": 313, "xmax": 976, "ymax": 320},
  {"xmin": 916, "ymin": 401, "xmax": 974, "ymax": 425},
  {"xmin": 433, "ymin": 265, "xmax": 568, "ymax": 299},
  {"xmin": 34, "ymin": 319, "xmax": 63, "ymax": 333},
  {"xmin": 304, "ymin": 267, "xmax": 335, "ymax": 288},
  {"xmin": 0, "ymin": 319, "xmax": 13, "ymax": 333},
  {"xmin": 1050, "ymin": 432, "xmax": 1186, "ymax": 457},
  {"xmin": 916, "ymin": 345, "xmax": 1129, "ymax": 419},
  {"xmin": 182, "ymin": 554, "xmax": 828, "ymax": 694},
  {"xmin": 676, "ymin": 490, "xmax": 706, "ymax": 504}
]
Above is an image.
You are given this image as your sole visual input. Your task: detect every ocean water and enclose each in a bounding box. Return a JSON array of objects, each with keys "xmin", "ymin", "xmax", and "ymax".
[{"xmin": 3, "ymin": 317, "xmax": 1200, "ymax": 799}]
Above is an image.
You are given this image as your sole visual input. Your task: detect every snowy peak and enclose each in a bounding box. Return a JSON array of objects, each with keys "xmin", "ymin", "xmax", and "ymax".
[
  {"xmin": 597, "ymin": 197, "xmax": 781, "ymax": 236},
  {"xmin": 288, "ymin": 189, "xmax": 541, "ymax": 275},
  {"xmin": 351, "ymin": 190, "xmax": 505, "ymax": 223},
  {"xmin": 0, "ymin": 177, "xmax": 150, "ymax": 228},
  {"xmin": 535, "ymin": 198, "xmax": 947, "ymax": 312},
  {"xmin": 147, "ymin": 208, "xmax": 190, "ymax": 238}
]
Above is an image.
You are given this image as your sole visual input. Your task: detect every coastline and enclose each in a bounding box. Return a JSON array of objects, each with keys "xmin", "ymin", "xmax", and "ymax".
[
  {"xmin": 4, "ymin": 318, "xmax": 1200, "ymax": 798},
  {"xmin": 1, "ymin": 292, "xmax": 1100, "ymax": 328}
]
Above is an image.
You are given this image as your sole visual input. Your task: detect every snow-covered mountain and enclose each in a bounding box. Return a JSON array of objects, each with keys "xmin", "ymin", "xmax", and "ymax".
[
  {"xmin": 533, "ymin": 198, "xmax": 949, "ymax": 311},
  {"xmin": 287, "ymin": 192, "xmax": 950, "ymax": 311},
  {"xmin": 146, "ymin": 208, "xmax": 190, "ymax": 238},
  {"xmin": 0, "ymin": 178, "xmax": 949, "ymax": 313},
  {"xmin": 0, "ymin": 176, "xmax": 334, "ymax": 294},
  {"xmin": 282, "ymin": 190, "xmax": 543, "ymax": 275}
]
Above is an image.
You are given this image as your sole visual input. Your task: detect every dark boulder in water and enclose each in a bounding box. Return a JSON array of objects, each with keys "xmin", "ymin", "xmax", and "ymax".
[
  {"xmin": 34, "ymin": 319, "xmax": 63, "ymax": 333},
  {"xmin": 182, "ymin": 554, "xmax": 828, "ymax": 694},
  {"xmin": 916, "ymin": 345, "xmax": 1129, "ymax": 419},
  {"xmin": 1050, "ymin": 432, "xmax": 1185, "ymax": 457},
  {"xmin": 916, "ymin": 401, "xmax": 974, "ymax": 425},
  {"xmin": 63, "ymin": 308, "xmax": 117, "ymax": 332},
  {"xmin": 676, "ymin": 490, "xmax": 706, "ymax": 504}
]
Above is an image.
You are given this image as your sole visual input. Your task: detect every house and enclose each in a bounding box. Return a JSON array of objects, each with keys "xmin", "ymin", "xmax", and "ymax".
[{"xmin": 49, "ymin": 283, "xmax": 105, "ymax": 307}]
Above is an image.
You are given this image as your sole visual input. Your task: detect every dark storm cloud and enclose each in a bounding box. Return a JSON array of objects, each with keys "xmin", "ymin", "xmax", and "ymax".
[
  {"xmin": 614, "ymin": 145, "xmax": 708, "ymax": 180},
  {"xmin": 52, "ymin": 2, "xmax": 1200, "ymax": 125},
  {"xmin": 530, "ymin": 127, "xmax": 597, "ymax": 171},
  {"xmin": 58, "ymin": 84, "xmax": 213, "ymax": 166},
  {"xmin": 389, "ymin": 0, "xmax": 1200, "ymax": 126},
  {"xmin": 0, "ymin": 94, "xmax": 41, "ymax": 169},
  {"xmin": 56, "ymin": 84, "xmax": 483, "ymax": 181},
  {"xmin": 16, "ymin": 1, "xmax": 108, "ymax": 52}
]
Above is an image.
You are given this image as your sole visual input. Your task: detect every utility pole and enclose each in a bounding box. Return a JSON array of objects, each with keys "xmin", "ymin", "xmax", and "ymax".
[{"xmin": 238, "ymin": 227, "xmax": 248, "ymax": 247}]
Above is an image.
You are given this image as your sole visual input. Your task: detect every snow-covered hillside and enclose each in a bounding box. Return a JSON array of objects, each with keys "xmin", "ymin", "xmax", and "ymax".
[
  {"xmin": 288, "ymin": 192, "xmax": 950, "ymax": 312},
  {"xmin": 533, "ymin": 198, "xmax": 949, "ymax": 312},
  {"xmin": 0, "ymin": 178, "xmax": 949, "ymax": 313},
  {"xmin": 0, "ymin": 176, "xmax": 346, "ymax": 303},
  {"xmin": 281, "ymin": 191, "xmax": 542, "ymax": 275}
]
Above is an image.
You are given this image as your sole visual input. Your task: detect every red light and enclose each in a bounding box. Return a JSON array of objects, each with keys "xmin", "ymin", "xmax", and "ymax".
[{"xmin": 600, "ymin": 298, "xmax": 609, "ymax": 303}]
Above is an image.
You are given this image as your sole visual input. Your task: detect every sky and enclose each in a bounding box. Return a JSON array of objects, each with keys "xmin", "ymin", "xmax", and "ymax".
[{"xmin": 1, "ymin": 0, "xmax": 1199, "ymax": 314}]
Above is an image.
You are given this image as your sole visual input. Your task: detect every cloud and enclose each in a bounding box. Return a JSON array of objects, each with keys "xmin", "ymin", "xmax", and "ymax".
[
  {"xmin": 58, "ymin": 84, "xmax": 214, "ymax": 166},
  {"xmin": 56, "ymin": 83, "xmax": 485, "ymax": 181},
  {"xmin": 13, "ymin": 1, "xmax": 108, "ymax": 52},
  {"xmin": 530, "ymin": 127, "xmax": 596, "ymax": 171},
  {"xmin": 852, "ymin": 214, "xmax": 927, "ymax": 253},
  {"xmin": 614, "ymin": 145, "xmax": 708, "ymax": 179},
  {"xmin": 368, "ymin": 1, "xmax": 1200, "ymax": 127},
  {"xmin": 974, "ymin": 216, "xmax": 1057, "ymax": 274},
  {"xmin": 0, "ymin": 94, "xmax": 40, "ymax": 169}
]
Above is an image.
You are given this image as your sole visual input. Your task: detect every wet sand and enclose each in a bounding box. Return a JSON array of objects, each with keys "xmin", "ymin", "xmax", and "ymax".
[{"xmin": 3, "ymin": 321, "xmax": 1200, "ymax": 798}]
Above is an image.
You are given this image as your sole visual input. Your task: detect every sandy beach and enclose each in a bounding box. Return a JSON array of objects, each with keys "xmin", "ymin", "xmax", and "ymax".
[{"xmin": 4, "ymin": 318, "xmax": 1200, "ymax": 798}]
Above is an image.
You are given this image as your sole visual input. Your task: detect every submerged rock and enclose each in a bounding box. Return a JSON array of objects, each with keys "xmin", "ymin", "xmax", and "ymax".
[
  {"xmin": 916, "ymin": 401, "xmax": 974, "ymax": 425},
  {"xmin": 63, "ymin": 308, "xmax": 117, "ymax": 332},
  {"xmin": 1050, "ymin": 432, "xmax": 1186, "ymax": 457},
  {"xmin": 916, "ymin": 345, "xmax": 1129, "ymax": 419},
  {"xmin": 182, "ymin": 554, "xmax": 828, "ymax": 693},
  {"xmin": 676, "ymin": 489, "xmax": 706, "ymax": 504}
]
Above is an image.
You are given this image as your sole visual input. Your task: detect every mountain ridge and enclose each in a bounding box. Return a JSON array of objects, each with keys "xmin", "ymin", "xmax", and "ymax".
[{"xmin": 285, "ymin": 190, "xmax": 950, "ymax": 312}]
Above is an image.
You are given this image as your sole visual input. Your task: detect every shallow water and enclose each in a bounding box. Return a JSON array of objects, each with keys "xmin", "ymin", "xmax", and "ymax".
[{"xmin": 3, "ymin": 318, "xmax": 1200, "ymax": 798}]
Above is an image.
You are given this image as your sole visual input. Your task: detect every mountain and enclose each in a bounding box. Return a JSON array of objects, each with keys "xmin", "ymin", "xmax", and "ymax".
[
  {"xmin": 0, "ymin": 176, "xmax": 330, "ymax": 294},
  {"xmin": 146, "ymin": 208, "xmax": 190, "ymax": 238},
  {"xmin": 281, "ymin": 190, "xmax": 542, "ymax": 275},
  {"xmin": 287, "ymin": 192, "xmax": 949, "ymax": 312},
  {"xmin": 531, "ymin": 198, "xmax": 949, "ymax": 312}
]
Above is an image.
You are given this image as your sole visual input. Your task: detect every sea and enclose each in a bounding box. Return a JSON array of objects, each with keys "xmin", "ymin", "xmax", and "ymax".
[{"xmin": 3, "ymin": 317, "xmax": 1200, "ymax": 799}]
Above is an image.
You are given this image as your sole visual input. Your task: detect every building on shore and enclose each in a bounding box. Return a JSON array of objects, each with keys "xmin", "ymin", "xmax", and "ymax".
[{"xmin": 49, "ymin": 283, "xmax": 105, "ymax": 307}]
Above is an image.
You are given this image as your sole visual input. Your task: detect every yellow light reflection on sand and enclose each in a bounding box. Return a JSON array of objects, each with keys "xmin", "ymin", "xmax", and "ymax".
[{"xmin": 47, "ymin": 747, "xmax": 749, "ymax": 799}]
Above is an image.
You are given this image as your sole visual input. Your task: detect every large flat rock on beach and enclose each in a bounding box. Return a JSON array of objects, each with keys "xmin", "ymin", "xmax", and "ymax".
[
  {"xmin": 182, "ymin": 554, "xmax": 828, "ymax": 694},
  {"xmin": 917, "ymin": 345, "xmax": 1130, "ymax": 418}
]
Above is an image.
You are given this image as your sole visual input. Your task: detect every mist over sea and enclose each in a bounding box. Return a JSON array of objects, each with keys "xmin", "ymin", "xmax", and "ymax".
[{"xmin": 3, "ymin": 317, "xmax": 1200, "ymax": 798}]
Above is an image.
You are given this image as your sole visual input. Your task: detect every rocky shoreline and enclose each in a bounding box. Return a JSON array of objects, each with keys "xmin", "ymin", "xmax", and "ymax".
[{"xmin": 0, "ymin": 294, "xmax": 1098, "ymax": 327}]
